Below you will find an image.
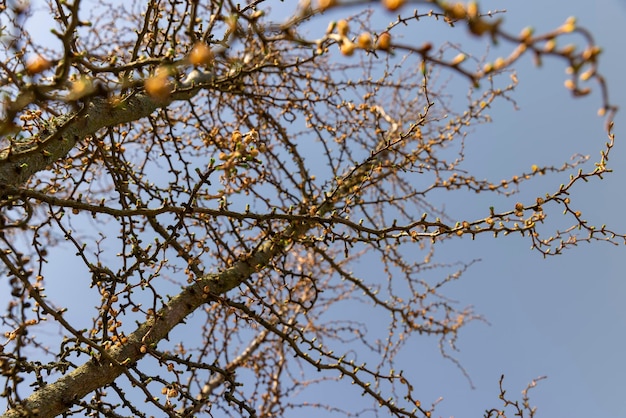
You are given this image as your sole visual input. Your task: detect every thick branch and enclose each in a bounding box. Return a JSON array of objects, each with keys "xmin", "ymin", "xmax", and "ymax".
[
  {"xmin": 0, "ymin": 83, "xmax": 207, "ymax": 187},
  {"xmin": 1, "ymin": 227, "xmax": 296, "ymax": 418}
]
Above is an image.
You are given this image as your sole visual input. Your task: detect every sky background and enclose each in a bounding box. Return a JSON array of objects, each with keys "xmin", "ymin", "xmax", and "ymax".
[
  {"xmin": 2, "ymin": 1, "xmax": 626, "ymax": 417},
  {"xmin": 289, "ymin": 0, "xmax": 626, "ymax": 417},
  {"xmin": 392, "ymin": 0, "xmax": 626, "ymax": 417}
]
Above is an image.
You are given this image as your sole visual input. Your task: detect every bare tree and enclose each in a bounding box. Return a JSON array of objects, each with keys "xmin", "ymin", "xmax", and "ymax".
[{"xmin": 0, "ymin": 1, "xmax": 618, "ymax": 417}]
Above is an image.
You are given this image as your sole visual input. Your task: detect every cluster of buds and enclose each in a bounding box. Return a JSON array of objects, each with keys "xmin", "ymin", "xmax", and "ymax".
[
  {"xmin": 326, "ymin": 19, "xmax": 393, "ymax": 56},
  {"xmin": 218, "ymin": 130, "xmax": 263, "ymax": 174},
  {"xmin": 145, "ymin": 42, "xmax": 214, "ymax": 101},
  {"xmin": 318, "ymin": 0, "xmax": 405, "ymax": 12},
  {"xmin": 441, "ymin": 1, "xmax": 501, "ymax": 37}
]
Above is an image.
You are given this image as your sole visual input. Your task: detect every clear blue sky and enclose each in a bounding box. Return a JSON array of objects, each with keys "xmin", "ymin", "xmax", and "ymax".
[
  {"xmin": 300, "ymin": 1, "xmax": 626, "ymax": 417},
  {"xmin": 388, "ymin": 1, "xmax": 626, "ymax": 417}
]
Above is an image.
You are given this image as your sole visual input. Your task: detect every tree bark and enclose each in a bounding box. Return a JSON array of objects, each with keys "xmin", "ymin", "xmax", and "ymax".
[
  {"xmin": 2, "ymin": 229, "xmax": 287, "ymax": 418},
  {"xmin": 0, "ymin": 80, "xmax": 285, "ymax": 417}
]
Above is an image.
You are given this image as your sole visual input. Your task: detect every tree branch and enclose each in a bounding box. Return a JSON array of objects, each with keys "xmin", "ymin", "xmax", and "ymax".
[
  {"xmin": 0, "ymin": 79, "xmax": 211, "ymax": 187},
  {"xmin": 1, "ymin": 218, "xmax": 306, "ymax": 418}
]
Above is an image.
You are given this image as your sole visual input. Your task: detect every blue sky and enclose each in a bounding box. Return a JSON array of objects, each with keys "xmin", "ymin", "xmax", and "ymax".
[
  {"xmin": 396, "ymin": 1, "xmax": 626, "ymax": 416},
  {"xmin": 297, "ymin": 1, "xmax": 626, "ymax": 417}
]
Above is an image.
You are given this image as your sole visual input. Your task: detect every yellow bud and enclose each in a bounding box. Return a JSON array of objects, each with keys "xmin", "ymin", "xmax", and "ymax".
[
  {"xmin": 519, "ymin": 27, "xmax": 533, "ymax": 41},
  {"xmin": 318, "ymin": 0, "xmax": 337, "ymax": 11},
  {"xmin": 340, "ymin": 41, "xmax": 356, "ymax": 56},
  {"xmin": 357, "ymin": 32, "xmax": 373, "ymax": 49},
  {"xmin": 188, "ymin": 42, "xmax": 213, "ymax": 67},
  {"xmin": 493, "ymin": 57, "xmax": 505, "ymax": 70},
  {"xmin": 467, "ymin": 2, "xmax": 478, "ymax": 17},
  {"xmin": 445, "ymin": 3, "xmax": 467, "ymax": 19},
  {"xmin": 68, "ymin": 77, "xmax": 96, "ymax": 100},
  {"xmin": 336, "ymin": 19, "xmax": 349, "ymax": 36},
  {"xmin": 561, "ymin": 16, "xmax": 576, "ymax": 33},
  {"xmin": 579, "ymin": 68, "xmax": 594, "ymax": 81},
  {"xmin": 26, "ymin": 55, "xmax": 52, "ymax": 75},
  {"xmin": 451, "ymin": 53, "xmax": 466, "ymax": 66},
  {"xmin": 145, "ymin": 70, "xmax": 172, "ymax": 101},
  {"xmin": 376, "ymin": 32, "xmax": 392, "ymax": 51},
  {"xmin": 382, "ymin": 0, "xmax": 405, "ymax": 12},
  {"xmin": 582, "ymin": 46, "xmax": 601, "ymax": 61},
  {"xmin": 231, "ymin": 130, "xmax": 243, "ymax": 142},
  {"xmin": 468, "ymin": 18, "xmax": 490, "ymax": 36}
]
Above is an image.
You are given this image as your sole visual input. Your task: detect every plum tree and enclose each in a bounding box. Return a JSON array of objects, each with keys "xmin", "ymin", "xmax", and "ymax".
[{"xmin": 0, "ymin": 1, "xmax": 618, "ymax": 417}]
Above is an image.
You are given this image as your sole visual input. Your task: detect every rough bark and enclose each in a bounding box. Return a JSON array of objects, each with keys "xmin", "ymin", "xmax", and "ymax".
[{"xmin": 2, "ymin": 225, "xmax": 287, "ymax": 418}]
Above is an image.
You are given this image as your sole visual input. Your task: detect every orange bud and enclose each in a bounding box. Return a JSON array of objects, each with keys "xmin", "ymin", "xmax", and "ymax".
[
  {"xmin": 468, "ymin": 18, "xmax": 490, "ymax": 36},
  {"xmin": 340, "ymin": 41, "xmax": 356, "ymax": 56},
  {"xmin": 318, "ymin": 0, "xmax": 337, "ymax": 10},
  {"xmin": 336, "ymin": 19, "xmax": 349, "ymax": 36},
  {"xmin": 445, "ymin": 3, "xmax": 467, "ymax": 19},
  {"xmin": 145, "ymin": 69, "xmax": 172, "ymax": 101},
  {"xmin": 382, "ymin": 0, "xmax": 405, "ymax": 11},
  {"xmin": 376, "ymin": 32, "xmax": 392, "ymax": 51},
  {"xmin": 357, "ymin": 32, "xmax": 373, "ymax": 49},
  {"xmin": 188, "ymin": 42, "xmax": 213, "ymax": 67},
  {"xmin": 231, "ymin": 130, "xmax": 243, "ymax": 143},
  {"xmin": 451, "ymin": 53, "xmax": 466, "ymax": 66},
  {"xmin": 26, "ymin": 55, "xmax": 51, "ymax": 75}
]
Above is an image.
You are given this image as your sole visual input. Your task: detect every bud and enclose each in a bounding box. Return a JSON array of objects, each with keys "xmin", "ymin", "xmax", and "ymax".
[
  {"xmin": 376, "ymin": 32, "xmax": 392, "ymax": 51},
  {"xmin": 188, "ymin": 42, "xmax": 213, "ymax": 67},
  {"xmin": 357, "ymin": 32, "xmax": 373, "ymax": 49},
  {"xmin": 26, "ymin": 55, "xmax": 52, "ymax": 75},
  {"xmin": 451, "ymin": 53, "xmax": 466, "ymax": 66},
  {"xmin": 336, "ymin": 19, "xmax": 349, "ymax": 36},
  {"xmin": 382, "ymin": 0, "xmax": 405, "ymax": 12},
  {"xmin": 340, "ymin": 41, "xmax": 356, "ymax": 56},
  {"xmin": 445, "ymin": 3, "xmax": 467, "ymax": 19},
  {"xmin": 318, "ymin": 0, "xmax": 337, "ymax": 10},
  {"xmin": 145, "ymin": 68, "xmax": 172, "ymax": 101}
]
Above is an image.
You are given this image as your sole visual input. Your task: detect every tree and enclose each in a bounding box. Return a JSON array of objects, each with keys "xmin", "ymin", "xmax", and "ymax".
[{"xmin": 0, "ymin": 0, "xmax": 619, "ymax": 417}]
